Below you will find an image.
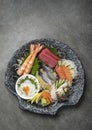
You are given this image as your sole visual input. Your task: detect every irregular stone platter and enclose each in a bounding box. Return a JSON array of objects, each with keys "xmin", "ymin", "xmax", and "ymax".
[{"xmin": 5, "ymin": 39, "xmax": 85, "ymax": 115}]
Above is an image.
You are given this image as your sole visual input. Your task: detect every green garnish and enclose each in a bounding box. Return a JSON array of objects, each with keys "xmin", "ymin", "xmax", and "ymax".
[
  {"xmin": 55, "ymin": 79, "xmax": 66, "ymax": 88},
  {"xmin": 17, "ymin": 78, "xmax": 26, "ymax": 87},
  {"xmin": 44, "ymin": 45, "xmax": 59, "ymax": 56},
  {"xmin": 41, "ymin": 98, "xmax": 48, "ymax": 107},
  {"xmin": 28, "ymin": 78, "xmax": 38, "ymax": 89},
  {"xmin": 17, "ymin": 76, "xmax": 38, "ymax": 89},
  {"xmin": 31, "ymin": 57, "xmax": 40, "ymax": 75}
]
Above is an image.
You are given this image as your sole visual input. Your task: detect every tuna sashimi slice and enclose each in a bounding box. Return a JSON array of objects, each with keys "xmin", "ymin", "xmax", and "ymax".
[
  {"xmin": 42, "ymin": 48, "xmax": 60, "ymax": 61},
  {"xmin": 38, "ymin": 48, "xmax": 60, "ymax": 68}
]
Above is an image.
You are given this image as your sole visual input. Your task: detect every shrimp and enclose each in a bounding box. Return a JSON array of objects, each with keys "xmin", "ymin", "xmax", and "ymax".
[
  {"xmin": 17, "ymin": 44, "xmax": 42, "ymax": 76},
  {"xmin": 23, "ymin": 44, "xmax": 43, "ymax": 75},
  {"xmin": 17, "ymin": 45, "xmax": 33, "ymax": 75}
]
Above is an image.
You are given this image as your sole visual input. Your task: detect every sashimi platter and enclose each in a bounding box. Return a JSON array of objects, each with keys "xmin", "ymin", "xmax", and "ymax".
[{"xmin": 5, "ymin": 39, "xmax": 84, "ymax": 115}]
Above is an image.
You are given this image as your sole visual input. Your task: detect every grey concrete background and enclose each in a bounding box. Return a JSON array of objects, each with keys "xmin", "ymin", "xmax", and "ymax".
[{"xmin": 0, "ymin": 0, "xmax": 92, "ymax": 130}]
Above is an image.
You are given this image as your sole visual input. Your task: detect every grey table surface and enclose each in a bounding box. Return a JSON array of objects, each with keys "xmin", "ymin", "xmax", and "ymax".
[{"xmin": 0, "ymin": 0, "xmax": 92, "ymax": 130}]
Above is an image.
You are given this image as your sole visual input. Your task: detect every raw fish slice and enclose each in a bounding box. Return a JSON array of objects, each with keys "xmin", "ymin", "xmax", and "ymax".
[{"xmin": 38, "ymin": 48, "xmax": 59, "ymax": 68}]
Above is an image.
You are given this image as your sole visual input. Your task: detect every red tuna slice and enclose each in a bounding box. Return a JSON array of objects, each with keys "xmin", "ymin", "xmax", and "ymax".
[
  {"xmin": 39, "ymin": 54, "xmax": 58, "ymax": 68},
  {"xmin": 42, "ymin": 48, "xmax": 60, "ymax": 61},
  {"xmin": 38, "ymin": 48, "xmax": 60, "ymax": 68},
  {"xmin": 39, "ymin": 55, "xmax": 57, "ymax": 68}
]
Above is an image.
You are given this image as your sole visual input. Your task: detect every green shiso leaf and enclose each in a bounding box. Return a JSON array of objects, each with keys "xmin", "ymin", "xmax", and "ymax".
[
  {"xmin": 31, "ymin": 57, "xmax": 40, "ymax": 76},
  {"xmin": 44, "ymin": 45, "xmax": 59, "ymax": 56}
]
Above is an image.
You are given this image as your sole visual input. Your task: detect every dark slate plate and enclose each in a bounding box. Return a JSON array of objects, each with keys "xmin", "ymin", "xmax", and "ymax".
[{"xmin": 5, "ymin": 39, "xmax": 84, "ymax": 115}]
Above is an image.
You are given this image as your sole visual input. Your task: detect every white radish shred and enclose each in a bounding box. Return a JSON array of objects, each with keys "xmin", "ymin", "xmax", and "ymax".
[{"xmin": 50, "ymin": 84, "xmax": 57, "ymax": 101}]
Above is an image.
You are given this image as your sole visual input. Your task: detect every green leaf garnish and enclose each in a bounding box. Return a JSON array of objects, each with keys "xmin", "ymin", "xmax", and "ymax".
[
  {"xmin": 44, "ymin": 45, "xmax": 59, "ymax": 56},
  {"xmin": 31, "ymin": 57, "xmax": 40, "ymax": 75}
]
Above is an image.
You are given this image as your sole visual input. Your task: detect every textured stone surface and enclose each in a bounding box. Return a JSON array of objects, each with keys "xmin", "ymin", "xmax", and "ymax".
[
  {"xmin": 5, "ymin": 39, "xmax": 84, "ymax": 115},
  {"xmin": 0, "ymin": 0, "xmax": 92, "ymax": 130}
]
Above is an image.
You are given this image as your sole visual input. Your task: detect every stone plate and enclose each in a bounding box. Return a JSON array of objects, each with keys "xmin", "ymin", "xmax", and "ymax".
[{"xmin": 5, "ymin": 39, "xmax": 85, "ymax": 115}]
